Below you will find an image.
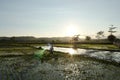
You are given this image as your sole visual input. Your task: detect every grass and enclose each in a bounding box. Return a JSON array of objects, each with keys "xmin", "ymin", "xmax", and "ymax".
[
  {"xmin": 0, "ymin": 42, "xmax": 119, "ymax": 53},
  {"xmin": 0, "ymin": 46, "xmax": 37, "ymax": 55},
  {"xmin": 0, "ymin": 43, "xmax": 119, "ymax": 66}
]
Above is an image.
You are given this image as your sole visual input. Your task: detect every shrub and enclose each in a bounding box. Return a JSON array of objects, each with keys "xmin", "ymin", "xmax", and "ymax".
[{"xmin": 107, "ymin": 35, "xmax": 116, "ymax": 42}]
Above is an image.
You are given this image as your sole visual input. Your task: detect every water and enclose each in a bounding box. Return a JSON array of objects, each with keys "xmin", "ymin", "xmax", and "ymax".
[
  {"xmin": 42, "ymin": 46, "xmax": 87, "ymax": 54},
  {"xmin": 42, "ymin": 46, "xmax": 120, "ymax": 63},
  {"xmin": 0, "ymin": 46, "xmax": 120, "ymax": 80}
]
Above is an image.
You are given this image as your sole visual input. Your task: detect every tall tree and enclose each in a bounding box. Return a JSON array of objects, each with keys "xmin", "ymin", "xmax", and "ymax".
[
  {"xmin": 85, "ymin": 36, "xmax": 91, "ymax": 41},
  {"xmin": 72, "ymin": 34, "xmax": 80, "ymax": 42},
  {"xmin": 96, "ymin": 31, "xmax": 104, "ymax": 39},
  {"xmin": 107, "ymin": 25, "xmax": 117, "ymax": 42},
  {"xmin": 108, "ymin": 25, "xmax": 117, "ymax": 35}
]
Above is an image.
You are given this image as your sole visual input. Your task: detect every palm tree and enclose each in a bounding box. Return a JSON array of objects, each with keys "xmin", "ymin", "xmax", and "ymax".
[
  {"xmin": 107, "ymin": 25, "xmax": 117, "ymax": 42},
  {"xmin": 108, "ymin": 25, "xmax": 117, "ymax": 35}
]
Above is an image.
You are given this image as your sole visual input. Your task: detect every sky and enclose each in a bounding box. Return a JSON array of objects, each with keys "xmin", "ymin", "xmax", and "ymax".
[{"xmin": 0, "ymin": 0, "xmax": 120, "ymax": 38}]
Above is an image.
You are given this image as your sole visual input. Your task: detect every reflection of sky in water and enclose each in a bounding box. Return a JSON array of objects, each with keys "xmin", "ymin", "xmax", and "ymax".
[
  {"xmin": 68, "ymin": 48, "xmax": 87, "ymax": 55},
  {"xmin": 68, "ymin": 48, "xmax": 75, "ymax": 55},
  {"xmin": 41, "ymin": 46, "xmax": 120, "ymax": 63},
  {"xmin": 41, "ymin": 46, "xmax": 86, "ymax": 55}
]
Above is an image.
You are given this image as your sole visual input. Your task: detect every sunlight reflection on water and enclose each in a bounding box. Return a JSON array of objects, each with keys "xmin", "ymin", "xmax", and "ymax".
[
  {"xmin": 67, "ymin": 48, "xmax": 76, "ymax": 55},
  {"xmin": 41, "ymin": 46, "xmax": 120, "ymax": 63},
  {"xmin": 41, "ymin": 46, "xmax": 86, "ymax": 55}
]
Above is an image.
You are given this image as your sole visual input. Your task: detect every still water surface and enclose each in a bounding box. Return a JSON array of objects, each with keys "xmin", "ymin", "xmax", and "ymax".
[{"xmin": 42, "ymin": 46, "xmax": 120, "ymax": 63}]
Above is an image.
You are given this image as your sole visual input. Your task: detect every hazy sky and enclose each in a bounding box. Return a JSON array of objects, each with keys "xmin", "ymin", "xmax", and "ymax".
[{"xmin": 0, "ymin": 0, "xmax": 120, "ymax": 37}]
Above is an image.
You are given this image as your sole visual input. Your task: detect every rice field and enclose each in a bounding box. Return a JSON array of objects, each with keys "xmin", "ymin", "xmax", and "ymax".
[{"xmin": 0, "ymin": 51, "xmax": 120, "ymax": 80}]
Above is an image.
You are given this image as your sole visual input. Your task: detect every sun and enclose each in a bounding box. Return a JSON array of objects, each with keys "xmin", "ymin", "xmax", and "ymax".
[{"xmin": 66, "ymin": 25, "xmax": 78, "ymax": 36}]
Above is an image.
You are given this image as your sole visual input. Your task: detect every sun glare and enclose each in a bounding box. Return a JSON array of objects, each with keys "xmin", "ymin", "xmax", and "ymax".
[
  {"xmin": 68, "ymin": 48, "xmax": 75, "ymax": 55},
  {"xmin": 66, "ymin": 25, "xmax": 78, "ymax": 36}
]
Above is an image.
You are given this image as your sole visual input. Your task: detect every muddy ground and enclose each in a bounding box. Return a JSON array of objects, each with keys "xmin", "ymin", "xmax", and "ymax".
[{"xmin": 0, "ymin": 52, "xmax": 120, "ymax": 80}]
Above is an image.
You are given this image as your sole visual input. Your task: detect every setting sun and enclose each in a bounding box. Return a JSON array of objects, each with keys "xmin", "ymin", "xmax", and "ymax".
[{"xmin": 66, "ymin": 25, "xmax": 78, "ymax": 36}]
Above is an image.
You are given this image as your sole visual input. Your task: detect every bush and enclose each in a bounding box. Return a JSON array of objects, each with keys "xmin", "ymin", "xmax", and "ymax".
[
  {"xmin": 85, "ymin": 36, "xmax": 91, "ymax": 41},
  {"xmin": 107, "ymin": 35, "xmax": 116, "ymax": 42}
]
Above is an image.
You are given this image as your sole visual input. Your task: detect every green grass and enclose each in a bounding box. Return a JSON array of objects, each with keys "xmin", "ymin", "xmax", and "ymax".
[
  {"xmin": 0, "ymin": 43, "xmax": 42, "ymax": 51},
  {"xmin": 0, "ymin": 47, "xmax": 36, "ymax": 54},
  {"xmin": 0, "ymin": 43, "xmax": 119, "ymax": 53},
  {"xmin": 77, "ymin": 44, "xmax": 118, "ymax": 49}
]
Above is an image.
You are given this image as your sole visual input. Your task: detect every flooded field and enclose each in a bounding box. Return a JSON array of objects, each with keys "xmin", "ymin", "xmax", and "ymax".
[
  {"xmin": 0, "ymin": 52, "xmax": 120, "ymax": 80},
  {"xmin": 42, "ymin": 46, "xmax": 120, "ymax": 63}
]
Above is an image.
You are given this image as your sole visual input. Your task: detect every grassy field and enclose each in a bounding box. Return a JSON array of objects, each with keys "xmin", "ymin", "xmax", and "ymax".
[
  {"xmin": 0, "ymin": 42, "xmax": 120, "ymax": 80},
  {"xmin": 0, "ymin": 43, "xmax": 119, "ymax": 52}
]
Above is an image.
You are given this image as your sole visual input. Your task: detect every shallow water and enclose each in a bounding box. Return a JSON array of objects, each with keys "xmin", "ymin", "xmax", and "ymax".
[
  {"xmin": 0, "ymin": 46, "xmax": 120, "ymax": 80},
  {"xmin": 42, "ymin": 46, "xmax": 120, "ymax": 63}
]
